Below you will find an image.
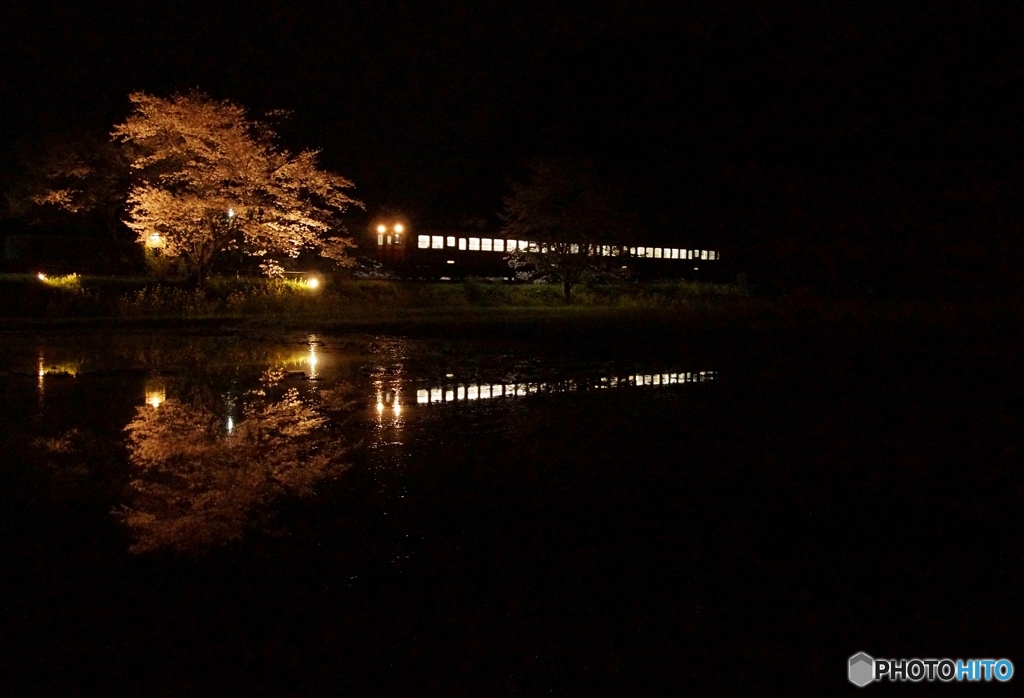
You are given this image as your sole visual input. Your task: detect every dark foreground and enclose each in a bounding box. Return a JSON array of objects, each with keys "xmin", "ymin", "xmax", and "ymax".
[{"xmin": 1, "ymin": 319, "xmax": 1021, "ymax": 695}]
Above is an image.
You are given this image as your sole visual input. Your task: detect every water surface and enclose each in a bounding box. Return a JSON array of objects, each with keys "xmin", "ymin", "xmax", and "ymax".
[{"xmin": 1, "ymin": 327, "xmax": 1020, "ymax": 694}]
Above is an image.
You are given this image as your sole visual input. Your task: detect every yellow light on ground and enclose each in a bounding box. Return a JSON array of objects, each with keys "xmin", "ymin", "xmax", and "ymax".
[{"xmin": 377, "ymin": 224, "xmax": 387, "ymax": 233}]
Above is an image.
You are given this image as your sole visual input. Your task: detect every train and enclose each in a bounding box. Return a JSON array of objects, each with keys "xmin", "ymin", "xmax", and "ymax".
[{"xmin": 372, "ymin": 224, "xmax": 725, "ymax": 280}]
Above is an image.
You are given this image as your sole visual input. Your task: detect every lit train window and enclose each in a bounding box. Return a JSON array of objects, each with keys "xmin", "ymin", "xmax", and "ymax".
[
  {"xmin": 701, "ymin": 250, "xmax": 708, "ymax": 260},
  {"xmin": 654, "ymin": 248, "xmax": 662, "ymax": 258},
  {"xmin": 481, "ymin": 238, "xmax": 493, "ymax": 251},
  {"xmin": 430, "ymin": 388, "xmax": 442, "ymax": 402},
  {"xmin": 447, "ymin": 236, "xmax": 455, "ymax": 247},
  {"xmin": 492, "ymin": 384, "xmax": 503, "ymax": 396},
  {"xmin": 446, "ymin": 390, "xmax": 454, "ymax": 401},
  {"xmin": 494, "ymin": 239, "xmax": 505, "ymax": 252},
  {"xmin": 570, "ymin": 244, "xmax": 579, "ymax": 254},
  {"xmin": 687, "ymin": 250, "xmax": 693, "ymax": 259},
  {"xmin": 387, "ymin": 235, "xmax": 392, "ymax": 245},
  {"xmin": 469, "ymin": 237, "xmax": 480, "ymax": 250},
  {"xmin": 394, "ymin": 233, "xmax": 401, "ymax": 244},
  {"xmin": 467, "ymin": 385, "xmax": 479, "ymax": 400},
  {"xmin": 417, "ymin": 389, "xmax": 428, "ymax": 404},
  {"xmin": 709, "ymin": 251, "xmax": 716, "ymax": 260},
  {"xmin": 457, "ymin": 386, "xmax": 466, "ymax": 400},
  {"xmin": 630, "ymin": 247, "xmax": 636, "ymax": 256},
  {"xmin": 378, "ymin": 234, "xmax": 384, "ymax": 246},
  {"xmin": 459, "ymin": 238, "xmax": 467, "ymax": 250},
  {"xmin": 432, "ymin": 236, "xmax": 444, "ymax": 249},
  {"xmin": 671, "ymin": 249, "xmax": 679, "ymax": 259},
  {"xmin": 480, "ymin": 385, "xmax": 491, "ymax": 398},
  {"xmin": 417, "ymin": 235, "xmax": 429, "ymax": 249}
]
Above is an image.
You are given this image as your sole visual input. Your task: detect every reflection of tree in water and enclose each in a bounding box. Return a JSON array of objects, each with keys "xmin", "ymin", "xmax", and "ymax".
[{"xmin": 120, "ymin": 387, "xmax": 349, "ymax": 553}]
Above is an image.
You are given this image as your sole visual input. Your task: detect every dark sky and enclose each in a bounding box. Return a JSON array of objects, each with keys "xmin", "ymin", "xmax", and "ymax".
[{"xmin": 2, "ymin": 1, "xmax": 1023, "ymax": 282}]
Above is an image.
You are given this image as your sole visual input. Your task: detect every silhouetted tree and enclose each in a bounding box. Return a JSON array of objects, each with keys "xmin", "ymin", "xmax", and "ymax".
[
  {"xmin": 501, "ymin": 159, "xmax": 626, "ymax": 304},
  {"xmin": 3, "ymin": 132, "xmax": 131, "ymax": 238}
]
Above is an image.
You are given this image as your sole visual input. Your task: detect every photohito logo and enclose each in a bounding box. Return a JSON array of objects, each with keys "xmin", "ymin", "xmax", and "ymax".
[{"xmin": 848, "ymin": 652, "xmax": 1014, "ymax": 686}]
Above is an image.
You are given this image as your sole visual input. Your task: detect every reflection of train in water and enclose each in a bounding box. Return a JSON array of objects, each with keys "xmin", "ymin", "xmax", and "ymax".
[
  {"xmin": 412, "ymin": 370, "xmax": 717, "ymax": 406},
  {"xmin": 373, "ymin": 223, "xmax": 725, "ymax": 280},
  {"xmin": 369, "ymin": 368, "xmax": 718, "ymax": 424}
]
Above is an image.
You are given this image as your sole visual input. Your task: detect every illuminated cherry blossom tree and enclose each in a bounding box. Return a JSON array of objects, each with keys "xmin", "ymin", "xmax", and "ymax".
[{"xmin": 113, "ymin": 91, "xmax": 362, "ymax": 283}]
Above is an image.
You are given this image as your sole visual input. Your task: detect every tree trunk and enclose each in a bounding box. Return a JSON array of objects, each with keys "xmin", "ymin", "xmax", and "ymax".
[
  {"xmin": 562, "ymin": 279, "xmax": 572, "ymax": 305},
  {"xmin": 188, "ymin": 253, "xmax": 213, "ymax": 288}
]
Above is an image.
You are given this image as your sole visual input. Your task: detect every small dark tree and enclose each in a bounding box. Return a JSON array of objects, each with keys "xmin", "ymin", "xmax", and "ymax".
[
  {"xmin": 501, "ymin": 159, "xmax": 625, "ymax": 304},
  {"xmin": 3, "ymin": 132, "xmax": 132, "ymax": 239}
]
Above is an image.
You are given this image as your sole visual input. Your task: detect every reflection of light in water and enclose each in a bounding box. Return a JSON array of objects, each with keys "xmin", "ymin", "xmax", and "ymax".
[
  {"xmin": 145, "ymin": 377, "xmax": 166, "ymax": 409},
  {"xmin": 308, "ymin": 344, "xmax": 318, "ymax": 378},
  {"xmin": 146, "ymin": 388, "xmax": 166, "ymax": 409},
  {"xmin": 375, "ymin": 386, "xmax": 403, "ymax": 424}
]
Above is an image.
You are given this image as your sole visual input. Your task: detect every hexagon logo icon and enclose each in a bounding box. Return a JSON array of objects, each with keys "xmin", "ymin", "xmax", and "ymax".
[{"xmin": 849, "ymin": 652, "xmax": 875, "ymax": 687}]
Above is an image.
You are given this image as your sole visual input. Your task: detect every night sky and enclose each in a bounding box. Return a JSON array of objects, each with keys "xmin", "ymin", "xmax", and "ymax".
[{"xmin": 2, "ymin": 1, "xmax": 1023, "ymax": 288}]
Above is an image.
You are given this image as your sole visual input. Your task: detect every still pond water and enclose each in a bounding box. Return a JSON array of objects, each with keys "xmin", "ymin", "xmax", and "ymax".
[{"xmin": 1, "ymin": 327, "xmax": 1021, "ymax": 694}]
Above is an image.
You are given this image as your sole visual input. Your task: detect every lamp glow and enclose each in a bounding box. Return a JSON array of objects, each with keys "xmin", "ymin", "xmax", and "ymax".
[
  {"xmin": 377, "ymin": 224, "xmax": 387, "ymax": 233},
  {"xmin": 37, "ymin": 273, "xmax": 46, "ymax": 281},
  {"xmin": 307, "ymin": 277, "xmax": 320, "ymax": 289},
  {"xmin": 146, "ymin": 387, "xmax": 166, "ymax": 409},
  {"xmin": 394, "ymin": 224, "xmax": 404, "ymax": 233}
]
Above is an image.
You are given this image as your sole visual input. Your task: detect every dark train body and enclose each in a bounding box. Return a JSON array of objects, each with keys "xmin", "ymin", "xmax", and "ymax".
[{"xmin": 374, "ymin": 229, "xmax": 728, "ymax": 281}]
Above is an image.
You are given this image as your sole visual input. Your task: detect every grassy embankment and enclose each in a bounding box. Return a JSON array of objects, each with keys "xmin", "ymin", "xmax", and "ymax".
[
  {"xmin": 0, "ymin": 272, "xmax": 745, "ymax": 323},
  {"xmin": 0, "ymin": 272, "xmax": 1019, "ymax": 342}
]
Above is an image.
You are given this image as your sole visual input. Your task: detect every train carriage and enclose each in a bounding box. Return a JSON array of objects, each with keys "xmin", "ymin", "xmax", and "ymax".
[{"xmin": 373, "ymin": 224, "xmax": 725, "ymax": 280}]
